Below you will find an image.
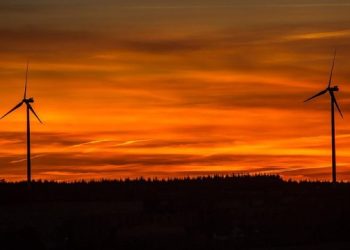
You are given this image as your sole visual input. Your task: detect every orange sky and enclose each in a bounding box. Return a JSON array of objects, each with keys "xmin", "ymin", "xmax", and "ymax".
[{"xmin": 1, "ymin": 0, "xmax": 350, "ymax": 181}]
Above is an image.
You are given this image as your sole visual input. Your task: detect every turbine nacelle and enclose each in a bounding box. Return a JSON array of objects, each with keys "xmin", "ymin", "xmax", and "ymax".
[
  {"xmin": 24, "ymin": 97, "xmax": 34, "ymax": 103},
  {"xmin": 330, "ymin": 86, "xmax": 339, "ymax": 92}
]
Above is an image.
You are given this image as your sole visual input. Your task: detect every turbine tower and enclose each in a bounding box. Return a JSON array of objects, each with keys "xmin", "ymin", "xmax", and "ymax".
[
  {"xmin": 1, "ymin": 63, "xmax": 43, "ymax": 185},
  {"xmin": 304, "ymin": 50, "xmax": 343, "ymax": 183}
]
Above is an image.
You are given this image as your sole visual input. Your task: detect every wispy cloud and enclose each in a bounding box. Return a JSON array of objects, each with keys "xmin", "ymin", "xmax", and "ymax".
[
  {"xmin": 9, "ymin": 137, "xmax": 153, "ymax": 164},
  {"xmin": 114, "ymin": 139, "xmax": 152, "ymax": 146},
  {"xmin": 70, "ymin": 139, "xmax": 113, "ymax": 148},
  {"xmin": 285, "ymin": 30, "xmax": 350, "ymax": 41},
  {"xmin": 120, "ymin": 3, "xmax": 350, "ymax": 10},
  {"xmin": 10, "ymin": 154, "xmax": 47, "ymax": 164},
  {"xmin": 273, "ymin": 3, "xmax": 350, "ymax": 8}
]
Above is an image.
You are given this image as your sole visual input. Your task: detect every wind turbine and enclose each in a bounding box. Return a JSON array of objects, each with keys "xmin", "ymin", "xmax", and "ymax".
[
  {"xmin": 1, "ymin": 63, "xmax": 43, "ymax": 185},
  {"xmin": 304, "ymin": 50, "xmax": 343, "ymax": 183}
]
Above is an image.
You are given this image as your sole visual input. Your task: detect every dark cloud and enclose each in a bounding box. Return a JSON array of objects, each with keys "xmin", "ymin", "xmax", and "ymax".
[
  {"xmin": 5, "ymin": 152, "xmax": 327, "ymax": 170},
  {"xmin": 29, "ymin": 153, "xmax": 229, "ymax": 169},
  {"xmin": 0, "ymin": 3, "xmax": 40, "ymax": 13},
  {"xmin": 0, "ymin": 131, "xmax": 90, "ymax": 147},
  {"xmin": 0, "ymin": 21, "xmax": 348, "ymax": 56},
  {"xmin": 120, "ymin": 38, "xmax": 208, "ymax": 53}
]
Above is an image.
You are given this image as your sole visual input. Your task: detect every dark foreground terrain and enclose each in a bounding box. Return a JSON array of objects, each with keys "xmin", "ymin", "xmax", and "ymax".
[{"xmin": 0, "ymin": 175, "xmax": 350, "ymax": 250}]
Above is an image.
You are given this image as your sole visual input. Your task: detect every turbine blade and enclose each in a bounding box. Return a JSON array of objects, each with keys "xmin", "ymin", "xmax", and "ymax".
[
  {"xmin": 24, "ymin": 61, "xmax": 29, "ymax": 99},
  {"xmin": 328, "ymin": 49, "xmax": 336, "ymax": 88},
  {"xmin": 331, "ymin": 92, "xmax": 343, "ymax": 118},
  {"xmin": 304, "ymin": 88, "xmax": 328, "ymax": 102},
  {"xmin": 28, "ymin": 104, "xmax": 43, "ymax": 124},
  {"xmin": 0, "ymin": 101, "xmax": 24, "ymax": 120}
]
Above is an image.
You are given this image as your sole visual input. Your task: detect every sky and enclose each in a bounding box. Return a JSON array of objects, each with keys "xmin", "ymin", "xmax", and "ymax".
[{"xmin": 1, "ymin": 0, "xmax": 350, "ymax": 181}]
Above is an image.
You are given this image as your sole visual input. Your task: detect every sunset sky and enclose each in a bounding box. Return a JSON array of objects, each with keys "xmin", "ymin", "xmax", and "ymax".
[{"xmin": 1, "ymin": 0, "xmax": 350, "ymax": 181}]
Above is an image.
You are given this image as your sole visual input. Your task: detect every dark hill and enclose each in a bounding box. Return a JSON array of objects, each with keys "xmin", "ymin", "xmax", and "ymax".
[{"xmin": 0, "ymin": 175, "xmax": 349, "ymax": 250}]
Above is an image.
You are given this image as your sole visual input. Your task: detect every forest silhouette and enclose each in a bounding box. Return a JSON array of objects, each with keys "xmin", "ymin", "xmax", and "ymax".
[{"xmin": 1, "ymin": 175, "xmax": 350, "ymax": 250}]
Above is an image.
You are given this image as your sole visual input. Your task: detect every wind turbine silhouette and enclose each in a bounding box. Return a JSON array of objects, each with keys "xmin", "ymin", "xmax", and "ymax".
[
  {"xmin": 304, "ymin": 50, "xmax": 343, "ymax": 184},
  {"xmin": 1, "ymin": 63, "xmax": 43, "ymax": 185}
]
